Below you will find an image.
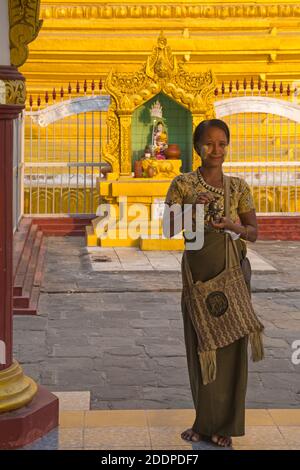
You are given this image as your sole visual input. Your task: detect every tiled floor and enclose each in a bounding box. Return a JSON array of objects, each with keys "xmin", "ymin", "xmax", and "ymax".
[
  {"xmin": 22, "ymin": 408, "xmax": 300, "ymax": 450},
  {"xmin": 52, "ymin": 391, "xmax": 91, "ymax": 411},
  {"xmin": 87, "ymin": 247, "xmax": 277, "ymax": 273}
]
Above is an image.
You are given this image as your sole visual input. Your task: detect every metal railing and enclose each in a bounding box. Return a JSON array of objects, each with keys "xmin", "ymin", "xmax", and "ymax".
[
  {"xmin": 22, "ymin": 78, "xmax": 300, "ymax": 216},
  {"xmin": 23, "ymin": 82, "xmax": 110, "ymax": 215},
  {"xmin": 215, "ymin": 79, "xmax": 300, "ymax": 214}
]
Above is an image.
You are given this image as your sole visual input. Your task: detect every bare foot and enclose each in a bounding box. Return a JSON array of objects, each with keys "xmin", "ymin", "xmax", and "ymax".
[
  {"xmin": 211, "ymin": 434, "xmax": 232, "ymax": 447},
  {"xmin": 181, "ymin": 428, "xmax": 202, "ymax": 442}
]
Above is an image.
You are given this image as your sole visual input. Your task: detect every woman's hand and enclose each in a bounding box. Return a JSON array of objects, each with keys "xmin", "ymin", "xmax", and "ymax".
[
  {"xmin": 210, "ymin": 216, "xmax": 235, "ymax": 231},
  {"xmin": 195, "ymin": 192, "xmax": 215, "ymax": 205}
]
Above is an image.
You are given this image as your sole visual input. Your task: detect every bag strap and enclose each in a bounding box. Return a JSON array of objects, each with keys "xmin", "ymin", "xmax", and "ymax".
[
  {"xmin": 224, "ymin": 174, "xmax": 231, "ymax": 220},
  {"xmin": 224, "ymin": 175, "xmax": 231, "ymax": 271},
  {"xmin": 224, "ymin": 175, "xmax": 240, "ymax": 270}
]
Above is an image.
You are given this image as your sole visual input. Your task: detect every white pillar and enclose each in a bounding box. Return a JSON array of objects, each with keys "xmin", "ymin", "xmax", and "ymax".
[{"xmin": 0, "ymin": 0, "xmax": 10, "ymax": 65}]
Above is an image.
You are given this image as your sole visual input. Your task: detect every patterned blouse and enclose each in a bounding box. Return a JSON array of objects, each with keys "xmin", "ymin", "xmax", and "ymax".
[{"xmin": 165, "ymin": 167, "xmax": 256, "ymax": 233}]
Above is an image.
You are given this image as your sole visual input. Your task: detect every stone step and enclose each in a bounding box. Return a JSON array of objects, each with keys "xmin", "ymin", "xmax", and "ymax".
[
  {"xmin": 22, "ymin": 230, "xmax": 43, "ymax": 297},
  {"xmin": 14, "ymin": 223, "xmax": 38, "ymax": 295},
  {"xmin": 13, "ymin": 305, "xmax": 39, "ymax": 316},
  {"xmin": 13, "ymin": 218, "xmax": 32, "ymax": 280},
  {"xmin": 33, "ymin": 217, "xmax": 93, "ymax": 225},
  {"xmin": 256, "ymin": 217, "xmax": 300, "ymax": 240},
  {"xmin": 140, "ymin": 235, "xmax": 184, "ymax": 251},
  {"xmin": 258, "ymin": 224, "xmax": 300, "ymax": 231},
  {"xmin": 33, "ymin": 217, "xmax": 93, "ymax": 236},
  {"xmin": 86, "ymin": 225, "xmax": 98, "ymax": 247},
  {"xmin": 13, "ymin": 219, "xmax": 46, "ymax": 315},
  {"xmin": 13, "ymin": 230, "xmax": 43, "ymax": 314},
  {"xmin": 100, "ymin": 237, "xmax": 139, "ymax": 247},
  {"xmin": 40, "ymin": 228, "xmax": 85, "ymax": 236},
  {"xmin": 258, "ymin": 233, "xmax": 300, "ymax": 241}
]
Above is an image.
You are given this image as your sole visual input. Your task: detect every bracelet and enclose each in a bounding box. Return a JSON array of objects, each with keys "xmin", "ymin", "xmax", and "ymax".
[{"xmin": 243, "ymin": 225, "xmax": 249, "ymax": 241}]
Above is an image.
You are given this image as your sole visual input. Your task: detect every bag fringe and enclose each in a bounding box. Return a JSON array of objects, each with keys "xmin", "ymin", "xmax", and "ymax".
[
  {"xmin": 198, "ymin": 349, "xmax": 217, "ymax": 385},
  {"xmin": 249, "ymin": 331, "xmax": 264, "ymax": 362},
  {"xmin": 198, "ymin": 331, "xmax": 264, "ymax": 385}
]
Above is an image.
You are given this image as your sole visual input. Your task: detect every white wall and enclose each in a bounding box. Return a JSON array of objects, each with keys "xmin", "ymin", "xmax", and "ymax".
[{"xmin": 0, "ymin": 0, "xmax": 10, "ymax": 65}]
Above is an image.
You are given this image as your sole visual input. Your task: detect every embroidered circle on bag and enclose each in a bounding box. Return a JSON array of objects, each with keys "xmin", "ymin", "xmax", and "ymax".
[{"xmin": 206, "ymin": 291, "xmax": 228, "ymax": 317}]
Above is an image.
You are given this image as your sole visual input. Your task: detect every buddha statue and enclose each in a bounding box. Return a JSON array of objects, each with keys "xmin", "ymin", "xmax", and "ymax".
[{"xmin": 153, "ymin": 121, "xmax": 168, "ymax": 159}]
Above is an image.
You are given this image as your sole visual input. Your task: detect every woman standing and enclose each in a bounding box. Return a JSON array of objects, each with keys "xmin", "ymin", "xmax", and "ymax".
[{"xmin": 164, "ymin": 119, "xmax": 260, "ymax": 448}]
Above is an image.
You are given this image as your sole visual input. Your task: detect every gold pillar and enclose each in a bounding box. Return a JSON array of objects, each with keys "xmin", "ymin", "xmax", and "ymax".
[{"xmin": 119, "ymin": 114, "xmax": 132, "ymax": 176}]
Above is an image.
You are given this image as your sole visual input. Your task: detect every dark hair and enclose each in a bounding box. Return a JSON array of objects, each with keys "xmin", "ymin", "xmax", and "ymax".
[{"xmin": 193, "ymin": 119, "xmax": 230, "ymax": 156}]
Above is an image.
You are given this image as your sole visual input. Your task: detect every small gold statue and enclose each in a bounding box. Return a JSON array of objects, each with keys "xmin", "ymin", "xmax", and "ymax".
[{"xmin": 207, "ymin": 199, "xmax": 223, "ymax": 224}]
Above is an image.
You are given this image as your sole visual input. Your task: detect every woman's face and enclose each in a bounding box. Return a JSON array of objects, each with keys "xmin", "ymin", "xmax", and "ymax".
[{"xmin": 199, "ymin": 127, "xmax": 228, "ymax": 167}]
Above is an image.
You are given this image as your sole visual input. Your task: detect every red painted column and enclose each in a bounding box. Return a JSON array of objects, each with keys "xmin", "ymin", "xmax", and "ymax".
[
  {"xmin": 0, "ymin": 66, "xmax": 58, "ymax": 449},
  {"xmin": 0, "ymin": 104, "xmax": 23, "ymax": 371}
]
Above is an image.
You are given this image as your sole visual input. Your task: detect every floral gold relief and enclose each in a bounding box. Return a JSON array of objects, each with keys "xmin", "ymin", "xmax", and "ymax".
[
  {"xmin": 120, "ymin": 116, "xmax": 132, "ymax": 175},
  {"xmin": 0, "ymin": 79, "xmax": 26, "ymax": 105},
  {"xmin": 103, "ymin": 99, "xmax": 120, "ymax": 174},
  {"xmin": 5, "ymin": 80, "xmax": 26, "ymax": 105},
  {"xmin": 39, "ymin": 3, "xmax": 300, "ymax": 20}
]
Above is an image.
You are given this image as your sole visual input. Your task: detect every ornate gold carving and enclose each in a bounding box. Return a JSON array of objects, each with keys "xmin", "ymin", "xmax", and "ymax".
[
  {"xmin": 120, "ymin": 115, "xmax": 132, "ymax": 175},
  {"xmin": 0, "ymin": 79, "xmax": 26, "ymax": 105},
  {"xmin": 106, "ymin": 32, "xmax": 217, "ymax": 114},
  {"xmin": 9, "ymin": 0, "xmax": 43, "ymax": 67},
  {"xmin": 106, "ymin": 68, "xmax": 153, "ymax": 112},
  {"xmin": 146, "ymin": 31, "xmax": 177, "ymax": 80},
  {"xmin": 103, "ymin": 98, "xmax": 120, "ymax": 174},
  {"xmin": 5, "ymin": 79, "xmax": 26, "ymax": 105},
  {"xmin": 40, "ymin": 3, "xmax": 300, "ymax": 20},
  {"xmin": 105, "ymin": 32, "xmax": 217, "ymax": 175},
  {"xmin": 142, "ymin": 159, "xmax": 181, "ymax": 179}
]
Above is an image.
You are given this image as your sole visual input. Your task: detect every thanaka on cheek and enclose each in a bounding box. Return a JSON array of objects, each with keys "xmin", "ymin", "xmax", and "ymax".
[{"xmin": 200, "ymin": 145, "xmax": 209, "ymax": 160}]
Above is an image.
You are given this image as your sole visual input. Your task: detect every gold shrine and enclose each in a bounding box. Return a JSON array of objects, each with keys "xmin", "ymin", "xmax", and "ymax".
[
  {"xmin": 104, "ymin": 32, "xmax": 216, "ymax": 175},
  {"xmin": 86, "ymin": 32, "xmax": 217, "ymax": 249}
]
